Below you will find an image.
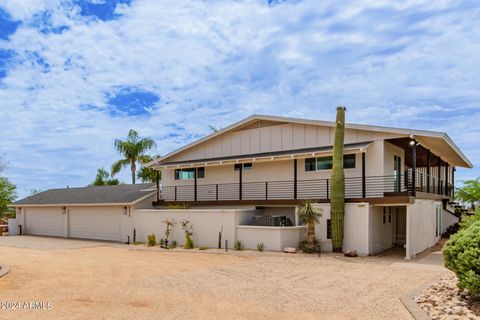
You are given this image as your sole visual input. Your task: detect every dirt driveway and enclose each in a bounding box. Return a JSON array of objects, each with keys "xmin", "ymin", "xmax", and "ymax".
[{"xmin": 0, "ymin": 236, "xmax": 446, "ymax": 320}]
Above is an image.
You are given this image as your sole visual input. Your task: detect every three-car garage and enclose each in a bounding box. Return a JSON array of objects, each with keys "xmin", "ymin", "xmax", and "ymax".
[{"xmin": 14, "ymin": 184, "xmax": 156, "ymax": 242}]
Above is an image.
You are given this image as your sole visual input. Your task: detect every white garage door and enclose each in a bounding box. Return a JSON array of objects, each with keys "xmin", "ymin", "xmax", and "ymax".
[
  {"xmin": 24, "ymin": 208, "xmax": 64, "ymax": 237},
  {"xmin": 68, "ymin": 207, "xmax": 121, "ymax": 241}
]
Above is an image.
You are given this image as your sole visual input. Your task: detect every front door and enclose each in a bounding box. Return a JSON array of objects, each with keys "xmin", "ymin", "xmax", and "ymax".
[{"xmin": 394, "ymin": 156, "xmax": 402, "ymax": 192}]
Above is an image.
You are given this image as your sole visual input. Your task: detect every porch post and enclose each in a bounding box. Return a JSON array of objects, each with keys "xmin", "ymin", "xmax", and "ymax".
[
  {"xmin": 239, "ymin": 164, "xmax": 243, "ymax": 200},
  {"xmin": 426, "ymin": 150, "xmax": 431, "ymax": 193},
  {"xmin": 445, "ymin": 163, "xmax": 449, "ymax": 196},
  {"xmin": 194, "ymin": 168, "xmax": 197, "ymax": 201},
  {"xmin": 437, "ymin": 157, "xmax": 441, "ymax": 195},
  {"xmin": 362, "ymin": 152, "xmax": 366, "ymax": 198},
  {"xmin": 156, "ymin": 171, "xmax": 160, "ymax": 202},
  {"xmin": 452, "ymin": 167, "xmax": 456, "ymax": 198},
  {"xmin": 411, "ymin": 142, "xmax": 417, "ymax": 196},
  {"xmin": 293, "ymin": 159, "xmax": 298, "ymax": 199}
]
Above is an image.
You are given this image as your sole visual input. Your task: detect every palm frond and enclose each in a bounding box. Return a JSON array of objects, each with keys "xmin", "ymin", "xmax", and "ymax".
[{"xmin": 111, "ymin": 158, "xmax": 130, "ymax": 176}]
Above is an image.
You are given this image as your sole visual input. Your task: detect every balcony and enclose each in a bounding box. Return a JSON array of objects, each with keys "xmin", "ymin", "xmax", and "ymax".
[{"xmin": 158, "ymin": 169, "xmax": 454, "ymax": 204}]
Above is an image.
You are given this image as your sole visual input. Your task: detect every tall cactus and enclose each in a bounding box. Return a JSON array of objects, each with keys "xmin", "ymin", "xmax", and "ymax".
[{"xmin": 331, "ymin": 106, "xmax": 346, "ymax": 252}]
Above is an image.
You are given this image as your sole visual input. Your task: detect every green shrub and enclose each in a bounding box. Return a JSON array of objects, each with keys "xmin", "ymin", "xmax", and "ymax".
[
  {"xmin": 147, "ymin": 234, "xmax": 156, "ymax": 246},
  {"xmin": 443, "ymin": 219, "xmax": 480, "ymax": 295},
  {"xmin": 299, "ymin": 239, "xmax": 319, "ymax": 254},
  {"xmin": 460, "ymin": 210, "xmax": 480, "ymax": 230},
  {"xmin": 256, "ymin": 243, "xmax": 264, "ymax": 252},
  {"xmin": 159, "ymin": 238, "xmax": 164, "ymax": 246},
  {"xmin": 171, "ymin": 240, "xmax": 177, "ymax": 249},
  {"xmin": 180, "ymin": 219, "xmax": 194, "ymax": 249},
  {"xmin": 234, "ymin": 240, "xmax": 244, "ymax": 251},
  {"xmin": 199, "ymin": 246, "xmax": 209, "ymax": 250}
]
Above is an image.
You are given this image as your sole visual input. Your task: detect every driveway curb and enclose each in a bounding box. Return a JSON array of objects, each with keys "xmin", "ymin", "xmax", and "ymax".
[
  {"xmin": 400, "ymin": 275, "xmax": 445, "ymax": 320},
  {"xmin": 0, "ymin": 264, "xmax": 10, "ymax": 278}
]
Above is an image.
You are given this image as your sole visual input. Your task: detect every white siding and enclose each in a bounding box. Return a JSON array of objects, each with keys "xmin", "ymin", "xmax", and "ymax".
[{"xmin": 343, "ymin": 203, "xmax": 370, "ymax": 255}]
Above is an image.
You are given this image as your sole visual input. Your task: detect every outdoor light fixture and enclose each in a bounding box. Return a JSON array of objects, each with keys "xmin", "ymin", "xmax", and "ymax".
[
  {"xmin": 123, "ymin": 207, "xmax": 128, "ymax": 215},
  {"xmin": 62, "ymin": 207, "xmax": 66, "ymax": 215},
  {"xmin": 409, "ymin": 140, "xmax": 416, "ymax": 146}
]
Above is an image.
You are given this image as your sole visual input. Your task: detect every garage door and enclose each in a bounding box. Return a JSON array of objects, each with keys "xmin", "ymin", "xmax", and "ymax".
[
  {"xmin": 68, "ymin": 208, "xmax": 121, "ymax": 241},
  {"xmin": 24, "ymin": 208, "xmax": 64, "ymax": 237}
]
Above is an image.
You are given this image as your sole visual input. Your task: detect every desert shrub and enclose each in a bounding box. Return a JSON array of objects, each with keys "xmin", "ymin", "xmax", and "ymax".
[
  {"xmin": 443, "ymin": 219, "xmax": 480, "ymax": 295},
  {"xmin": 171, "ymin": 240, "xmax": 177, "ymax": 249},
  {"xmin": 256, "ymin": 243, "xmax": 265, "ymax": 252},
  {"xmin": 299, "ymin": 239, "xmax": 319, "ymax": 254},
  {"xmin": 162, "ymin": 218, "xmax": 175, "ymax": 247},
  {"xmin": 159, "ymin": 238, "xmax": 164, "ymax": 246},
  {"xmin": 167, "ymin": 203, "xmax": 191, "ymax": 209},
  {"xmin": 199, "ymin": 246, "xmax": 209, "ymax": 250},
  {"xmin": 180, "ymin": 219, "xmax": 194, "ymax": 249},
  {"xmin": 147, "ymin": 234, "xmax": 156, "ymax": 246},
  {"xmin": 460, "ymin": 210, "xmax": 480, "ymax": 230},
  {"xmin": 234, "ymin": 240, "xmax": 244, "ymax": 251}
]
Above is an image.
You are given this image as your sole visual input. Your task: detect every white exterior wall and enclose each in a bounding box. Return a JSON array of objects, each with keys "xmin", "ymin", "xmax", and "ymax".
[
  {"xmin": 343, "ymin": 203, "xmax": 370, "ymax": 255},
  {"xmin": 406, "ymin": 199, "xmax": 442, "ymax": 258},
  {"xmin": 167, "ymin": 122, "xmax": 401, "ymax": 163},
  {"xmin": 236, "ymin": 226, "xmax": 306, "ymax": 251},
  {"xmin": 133, "ymin": 209, "xmax": 258, "ymax": 248},
  {"xmin": 368, "ymin": 206, "xmax": 394, "ymax": 254}
]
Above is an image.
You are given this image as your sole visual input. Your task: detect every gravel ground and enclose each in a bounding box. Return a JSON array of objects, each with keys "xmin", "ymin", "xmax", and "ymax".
[{"xmin": 0, "ymin": 244, "xmax": 445, "ymax": 320}]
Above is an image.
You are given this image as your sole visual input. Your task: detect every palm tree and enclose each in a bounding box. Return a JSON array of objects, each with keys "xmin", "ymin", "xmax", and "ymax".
[
  {"xmin": 111, "ymin": 130, "xmax": 156, "ymax": 184},
  {"xmin": 137, "ymin": 155, "xmax": 161, "ymax": 183},
  {"xmin": 298, "ymin": 200, "xmax": 322, "ymax": 249},
  {"xmin": 91, "ymin": 168, "xmax": 120, "ymax": 186}
]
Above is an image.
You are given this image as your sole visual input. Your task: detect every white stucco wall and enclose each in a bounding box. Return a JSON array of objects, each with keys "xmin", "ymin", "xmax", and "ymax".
[
  {"xmin": 133, "ymin": 209, "xmax": 258, "ymax": 248},
  {"xmin": 406, "ymin": 199, "xmax": 442, "ymax": 258},
  {"xmin": 441, "ymin": 210, "xmax": 459, "ymax": 233},
  {"xmin": 236, "ymin": 226, "xmax": 306, "ymax": 251},
  {"xmin": 368, "ymin": 206, "xmax": 394, "ymax": 254}
]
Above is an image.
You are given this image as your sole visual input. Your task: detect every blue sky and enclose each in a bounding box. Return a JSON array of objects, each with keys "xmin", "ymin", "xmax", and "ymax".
[{"xmin": 0, "ymin": 0, "xmax": 479, "ymax": 198}]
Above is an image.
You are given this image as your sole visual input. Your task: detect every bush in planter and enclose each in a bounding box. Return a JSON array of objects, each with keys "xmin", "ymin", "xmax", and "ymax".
[
  {"xmin": 147, "ymin": 234, "xmax": 156, "ymax": 246},
  {"xmin": 443, "ymin": 219, "xmax": 480, "ymax": 295}
]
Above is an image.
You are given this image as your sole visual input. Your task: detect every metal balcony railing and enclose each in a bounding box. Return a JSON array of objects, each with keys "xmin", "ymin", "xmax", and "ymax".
[{"xmin": 160, "ymin": 169, "xmax": 453, "ymax": 202}]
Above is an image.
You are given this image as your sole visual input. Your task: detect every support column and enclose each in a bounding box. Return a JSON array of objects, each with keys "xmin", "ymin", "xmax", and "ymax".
[
  {"xmin": 239, "ymin": 164, "xmax": 243, "ymax": 200},
  {"xmin": 437, "ymin": 157, "xmax": 441, "ymax": 195},
  {"xmin": 426, "ymin": 150, "xmax": 431, "ymax": 193},
  {"xmin": 194, "ymin": 168, "xmax": 197, "ymax": 201},
  {"xmin": 293, "ymin": 159, "xmax": 298, "ymax": 199},
  {"xmin": 411, "ymin": 142, "xmax": 417, "ymax": 196},
  {"xmin": 452, "ymin": 167, "xmax": 456, "ymax": 198},
  {"xmin": 362, "ymin": 152, "xmax": 366, "ymax": 198},
  {"xmin": 156, "ymin": 171, "xmax": 160, "ymax": 202},
  {"xmin": 445, "ymin": 163, "xmax": 449, "ymax": 196}
]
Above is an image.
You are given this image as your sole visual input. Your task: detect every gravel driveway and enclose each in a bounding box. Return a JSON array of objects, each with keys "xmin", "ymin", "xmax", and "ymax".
[{"xmin": 0, "ymin": 237, "xmax": 447, "ymax": 320}]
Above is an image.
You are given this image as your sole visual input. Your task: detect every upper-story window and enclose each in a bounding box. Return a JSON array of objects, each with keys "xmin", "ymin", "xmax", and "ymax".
[
  {"xmin": 234, "ymin": 163, "xmax": 253, "ymax": 171},
  {"xmin": 305, "ymin": 154, "xmax": 356, "ymax": 171},
  {"xmin": 175, "ymin": 167, "xmax": 205, "ymax": 180}
]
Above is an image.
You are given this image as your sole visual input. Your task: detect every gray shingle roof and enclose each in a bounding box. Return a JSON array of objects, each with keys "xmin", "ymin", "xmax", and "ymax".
[{"xmin": 13, "ymin": 184, "xmax": 156, "ymax": 206}]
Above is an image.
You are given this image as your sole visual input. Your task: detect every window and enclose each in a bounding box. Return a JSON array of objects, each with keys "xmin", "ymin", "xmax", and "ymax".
[
  {"xmin": 305, "ymin": 158, "xmax": 316, "ymax": 172},
  {"xmin": 305, "ymin": 154, "xmax": 356, "ymax": 171},
  {"xmin": 317, "ymin": 156, "xmax": 333, "ymax": 170},
  {"xmin": 234, "ymin": 163, "xmax": 253, "ymax": 171},
  {"xmin": 327, "ymin": 219, "xmax": 332, "ymax": 239},
  {"xmin": 174, "ymin": 167, "xmax": 205, "ymax": 180},
  {"xmin": 383, "ymin": 207, "xmax": 392, "ymax": 225},
  {"xmin": 344, "ymin": 154, "xmax": 356, "ymax": 169}
]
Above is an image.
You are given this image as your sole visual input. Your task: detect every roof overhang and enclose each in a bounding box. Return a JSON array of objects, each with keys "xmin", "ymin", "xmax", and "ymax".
[{"xmin": 154, "ymin": 142, "xmax": 371, "ymax": 169}]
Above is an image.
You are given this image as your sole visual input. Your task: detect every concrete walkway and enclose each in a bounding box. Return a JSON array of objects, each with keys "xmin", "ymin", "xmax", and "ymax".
[
  {"xmin": 391, "ymin": 250, "xmax": 448, "ymax": 272},
  {"xmin": 0, "ymin": 235, "xmax": 118, "ymax": 250}
]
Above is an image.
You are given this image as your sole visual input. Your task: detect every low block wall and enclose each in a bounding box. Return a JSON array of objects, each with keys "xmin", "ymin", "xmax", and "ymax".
[
  {"xmin": 236, "ymin": 226, "xmax": 306, "ymax": 251},
  {"xmin": 133, "ymin": 209, "xmax": 257, "ymax": 248}
]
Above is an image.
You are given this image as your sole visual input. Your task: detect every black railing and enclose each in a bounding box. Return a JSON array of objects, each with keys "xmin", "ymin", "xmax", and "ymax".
[{"xmin": 161, "ymin": 170, "xmax": 453, "ymax": 202}]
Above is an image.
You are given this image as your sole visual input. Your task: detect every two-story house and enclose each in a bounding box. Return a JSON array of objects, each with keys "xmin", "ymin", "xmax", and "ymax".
[{"xmin": 148, "ymin": 114, "xmax": 471, "ymax": 258}]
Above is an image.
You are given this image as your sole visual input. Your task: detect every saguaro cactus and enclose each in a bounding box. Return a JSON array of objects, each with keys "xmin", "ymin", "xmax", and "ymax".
[{"xmin": 331, "ymin": 106, "xmax": 346, "ymax": 252}]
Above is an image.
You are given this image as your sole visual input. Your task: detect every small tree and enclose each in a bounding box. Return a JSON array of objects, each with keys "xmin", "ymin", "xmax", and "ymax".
[
  {"xmin": 456, "ymin": 178, "xmax": 480, "ymax": 211},
  {"xmin": 180, "ymin": 219, "xmax": 194, "ymax": 249},
  {"xmin": 0, "ymin": 177, "xmax": 16, "ymax": 213},
  {"xmin": 162, "ymin": 218, "xmax": 175, "ymax": 248},
  {"xmin": 298, "ymin": 201, "xmax": 322, "ymax": 251},
  {"xmin": 91, "ymin": 168, "xmax": 120, "ymax": 186}
]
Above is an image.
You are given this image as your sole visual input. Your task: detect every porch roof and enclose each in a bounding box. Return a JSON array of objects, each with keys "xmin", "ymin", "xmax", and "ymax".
[{"xmin": 155, "ymin": 141, "xmax": 371, "ymax": 169}]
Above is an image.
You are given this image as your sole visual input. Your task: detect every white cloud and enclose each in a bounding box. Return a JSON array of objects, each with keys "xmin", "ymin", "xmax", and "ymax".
[{"xmin": 0, "ymin": 0, "xmax": 479, "ymax": 197}]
